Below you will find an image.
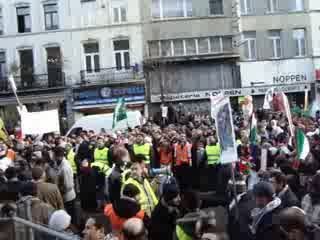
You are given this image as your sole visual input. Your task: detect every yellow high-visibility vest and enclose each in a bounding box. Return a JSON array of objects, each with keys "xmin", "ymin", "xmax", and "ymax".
[
  {"xmin": 122, "ymin": 177, "xmax": 158, "ymax": 216},
  {"xmin": 205, "ymin": 144, "xmax": 221, "ymax": 165},
  {"xmin": 133, "ymin": 144, "xmax": 151, "ymax": 163},
  {"xmin": 67, "ymin": 149, "xmax": 77, "ymax": 174},
  {"xmin": 92, "ymin": 147, "xmax": 109, "ymax": 174}
]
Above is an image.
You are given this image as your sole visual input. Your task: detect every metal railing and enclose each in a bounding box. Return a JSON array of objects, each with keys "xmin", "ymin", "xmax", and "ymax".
[
  {"xmin": 79, "ymin": 66, "xmax": 144, "ymax": 86},
  {"xmin": 0, "ymin": 217, "xmax": 79, "ymax": 240},
  {"xmin": 0, "ymin": 73, "xmax": 66, "ymax": 92}
]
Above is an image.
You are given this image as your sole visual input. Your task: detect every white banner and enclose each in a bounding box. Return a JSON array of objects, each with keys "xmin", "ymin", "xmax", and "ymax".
[
  {"xmin": 211, "ymin": 96, "xmax": 238, "ymax": 164},
  {"xmin": 21, "ymin": 109, "xmax": 60, "ymax": 135}
]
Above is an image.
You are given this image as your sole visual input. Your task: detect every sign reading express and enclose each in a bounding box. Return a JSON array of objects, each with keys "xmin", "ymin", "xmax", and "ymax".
[
  {"xmin": 74, "ymin": 85, "xmax": 145, "ymax": 106},
  {"xmin": 150, "ymin": 84, "xmax": 310, "ymax": 103}
]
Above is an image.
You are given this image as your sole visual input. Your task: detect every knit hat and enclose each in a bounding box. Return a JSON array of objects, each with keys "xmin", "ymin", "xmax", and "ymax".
[
  {"xmin": 49, "ymin": 210, "xmax": 71, "ymax": 231},
  {"xmin": 253, "ymin": 181, "xmax": 275, "ymax": 199},
  {"xmin": 162, "ymin": 182, "xmax": 180, "ymax": 202}
]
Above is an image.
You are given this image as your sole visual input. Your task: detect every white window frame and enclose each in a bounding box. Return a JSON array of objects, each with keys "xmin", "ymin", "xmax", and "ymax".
[
  {"xmin": 44, "ymin": 3, "xmax": 59, "ymax": 30},
  {"xmin": 111, "ymin": 1, "xmax": 127, "ymax": 24},
  {"xmin": 209, "ymin": 37, "xmax": 223, "ymax": 53},
  {"xmin": 16, "ymin": 6, "xmax": 31, "ymax": 33},
  {"xmin": 113, "ymin": 39, "xmax": 130, "ymax": 71},
  {"xmin": 241, "ymin": 0, "xmax": 253, "ymax": 15},
  {"xmin": 243, "ymin": 34, "xmax": 257, "ymax": 60},
  {"xmin": 209, "ymin": 0, "xmax": 224, "ymax": 15},
  {"xmin": 269, "ymin": 31, "xmax": 282, "ymax": 59},
  {"xmin": 267, "ymin": 0, "xmax": 278, "ymax": 13},
  {"xmin": 293, "ymin": 29, "xmax": 306, "ymax": 57},
  {"xmin": 153, "ymin": 0, "xmax": 192, "ymax": 19},
  {"xmin": 83, "ymin": 42, "xmax": 100, "ymax": 73},
  {"xmin": 0, "ymin": 51, "xmax": 6, "ymax": 79}
]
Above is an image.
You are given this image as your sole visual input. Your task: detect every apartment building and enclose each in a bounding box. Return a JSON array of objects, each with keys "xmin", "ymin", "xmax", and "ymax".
[
  {"xmin": 237, "ymin": 0, "xmax": 314, "ymax": 106},
  {"xmin": 0, "ymin": 0, "xmax": 145, "ymax": 128},
  {"xmin": 142, "ymin": 0, "xmax": 240, "ymax": 113}
]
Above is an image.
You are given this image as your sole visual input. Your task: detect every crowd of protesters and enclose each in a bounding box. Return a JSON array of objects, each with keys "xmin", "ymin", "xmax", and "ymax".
[{"xmin": 0, "ymin": 104, "xmax": 320, "ymax": 240}]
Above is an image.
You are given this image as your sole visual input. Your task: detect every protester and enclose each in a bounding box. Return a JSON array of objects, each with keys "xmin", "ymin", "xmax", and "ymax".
[
  {"xmin": 174, "ymin": 134, "xmax": 192, "ymax": 167},
  {"xmin": 270, "ymin": 171, "xmax": 300, "ymax": 208},
  {"xmin": 54, "ymin": 146, "xmax": 76, "ymax": 224},
  {"xmin": 204, "ymin": 136, "xmax": 221, "ymax": 167},
  {"xmin": 31, "ymin": 167, "xmax": 64, "ymax": 210},
  {"xmin": 122, "ymin": 218, "xmax": 147, "ymax": 240},
  {"xmin": 250, "ymin": 181, "xmax": 284, "ymax": 240},
  {"xmin": 149, "ymin": 179, "xmax": 181, "ymax": 240},
  {"xmin": 83, "ymin": 217, "xmax": 106, "ymax": 240},
  {"xmin": 16, "ymin": 182, "xmax": 54, "ymax": 225}
]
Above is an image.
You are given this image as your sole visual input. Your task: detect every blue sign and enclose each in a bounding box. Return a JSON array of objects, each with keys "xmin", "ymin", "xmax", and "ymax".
[{"xmin": 73, "ymin": 85, "xmax": 145, "ymax": 106}]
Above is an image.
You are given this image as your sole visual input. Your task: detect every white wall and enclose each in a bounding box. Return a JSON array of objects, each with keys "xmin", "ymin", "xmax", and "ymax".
[
  {"xmin": 240, "ymin": 58, "xmax": 314, "ymax": 87},
  {"xmin": 0, "ymin": 0, "xmax": 144, "ymax": 85}
]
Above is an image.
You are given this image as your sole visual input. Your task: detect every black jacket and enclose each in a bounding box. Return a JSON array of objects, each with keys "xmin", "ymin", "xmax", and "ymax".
[
  {"xmin": 278, "ymin": 186, "xmax": 300, "ymax": 209},
  {"xmin": 108, "ymin": 167, "xmax": 122, "ymax": 204},
  {"xmin": 149, "ymin": 199, "xmax": 180, "ymax": 240}
]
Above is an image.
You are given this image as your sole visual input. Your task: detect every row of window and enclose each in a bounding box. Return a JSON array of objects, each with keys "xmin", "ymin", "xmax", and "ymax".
[
  {"xmin": 243, "ymin": 29, "xmax": 306, "ymax": 60},
  {"xmin": 0, "ymin": 39, "xmax": 131, "ymax": 78},
  {"xmin": 241, "ymin": 0, "xmax": 304, "ymax": 15},
  {"xmin": 0, "ymin": 1, "xmax": 128, "ymax": 34},
  {"xmin": 152, "ymin": 0, "xmax": 224, "ymax": 19},
  {"xmin": 148, "ymin": 36, "xmax": 233, "ymax": 58}
]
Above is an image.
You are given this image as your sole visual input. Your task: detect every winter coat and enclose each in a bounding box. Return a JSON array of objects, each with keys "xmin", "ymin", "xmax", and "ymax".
[
  {"xmin": 36, "ymin": 181, "xmax": 64, "ymax": 210},
  {"xmin": 228, "ymin": 191, "xmax": 256, "ymax": 240},
  {"xmin": 277, "ymin": 185, "xmax": 300, "ymax": 209},
  {"xmin": 108, "ymin": 167, "xmax": 123, "ymax": 204},
  {"xmin": 149, "ymin": 199, "xmax": 180, "ymax": 240},
  {"xmin": 16, "ymin": 196, "xmax": 54, "ymax": 225},
  {"xmin": 57, "ymin": 159, "xmax": 76, "ymax": 203},
  {"xmin": 79, "ymin": 166, "xmax": 97, "ymax": 211}
]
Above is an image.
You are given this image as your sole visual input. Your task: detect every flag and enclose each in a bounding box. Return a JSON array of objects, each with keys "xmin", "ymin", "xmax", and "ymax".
[
  {"xmin": 263, "ymin": 88, "xmax": 274, "ymax": 110},
  {"xmin": 112, "ymin": 98, "xmax": 127, "ymax": 129},
  {"xmin": 0, "ymin": 117, "xmax": 8, "ymax": 142},
  {"xmin": 282, "ymin": 92, "xmax": 294, "ymax": 137},
  {"xmin": 296, "ymin": 128, "xmax": 310, "ymax": 161},
  {"xmin": 8, "ymin": 75, "xmax": 17, "ymax": 93},
  {"xmin": 249, "ymin": 113, "xmax": 258, "ymax": 145}
]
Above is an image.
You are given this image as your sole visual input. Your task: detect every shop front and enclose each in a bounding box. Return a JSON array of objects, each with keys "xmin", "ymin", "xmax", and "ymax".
[{"xmin": 72, "ymin": 84, "xmax": 146, "ymax": 120}]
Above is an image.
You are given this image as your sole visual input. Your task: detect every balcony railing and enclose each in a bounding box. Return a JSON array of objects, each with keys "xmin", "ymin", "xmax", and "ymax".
[
  {"xmin": 0, "ymin": 73, "xmax": 66, "ymax": 92},
  {"xmin": 79, "ymin": 66, "xmax": 144, "ymax": 86}
]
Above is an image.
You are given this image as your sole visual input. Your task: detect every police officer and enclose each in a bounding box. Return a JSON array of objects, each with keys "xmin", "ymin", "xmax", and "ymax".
[
  {"xmin": 132, "ymin": 133, "xmax": 152, "ymax": 166},
  {"xmin": 92, "ymin": 137, "xmax": 110, "ymax": 175},
  {"xmin": 204, "ymin": 136, "xmax": 221, "ymax": 166}
]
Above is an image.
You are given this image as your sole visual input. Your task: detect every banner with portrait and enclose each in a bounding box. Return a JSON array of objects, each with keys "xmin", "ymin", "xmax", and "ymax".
[{"xmin": 211, "ymin": 95, "xmax": 238, "ymax": 164}]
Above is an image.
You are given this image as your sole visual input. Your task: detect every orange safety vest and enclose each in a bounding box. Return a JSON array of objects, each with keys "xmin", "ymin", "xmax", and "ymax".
[
  {"xmin": 104, "ymin": 204, "xmax": 145, "ymax": 233},
  {"xmin": 174, "ymin": 143, "xmax": 192, "ymax": 166},
  {"xmin": 6, "ymin": 149, "xmax": 16, "ymax": 161}
]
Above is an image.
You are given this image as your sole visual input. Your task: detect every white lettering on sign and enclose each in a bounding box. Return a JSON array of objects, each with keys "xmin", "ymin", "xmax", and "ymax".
[
  {"xmin": 150, "ymin": 84, "xmax": 310, "ymax": 103},
  {"xmin": 273, "ymin": 74, "xmax": 307, "ymax": 84}
]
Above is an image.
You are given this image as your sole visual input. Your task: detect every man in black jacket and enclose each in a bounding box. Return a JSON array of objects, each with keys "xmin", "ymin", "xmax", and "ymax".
[
  {"xmin": 270, "ymin": 171, "xmax": 300, "ymax": 208},
  {"xmin": 251, "ymin": 181, "xmax": 285, "ymax": 240}
]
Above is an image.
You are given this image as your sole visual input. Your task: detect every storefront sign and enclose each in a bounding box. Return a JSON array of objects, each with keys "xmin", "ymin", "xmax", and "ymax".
[
  {"xmin": 73, "ymin": 85, "xmax": 145, "ymax": 106},
  {"xmin": 240, "ymin": 58, "xmax": 314, "ymax": 87},
  {"xmin": 150, "ymin": 83, "xmax": 310, "ymax": 103}
]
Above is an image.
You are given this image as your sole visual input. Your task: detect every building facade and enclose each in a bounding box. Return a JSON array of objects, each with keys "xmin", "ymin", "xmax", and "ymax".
[
  {"xmin": 142, "ymin": 0, "xmax": 241, "ymax": 113},
  {"xmin": 237, "ymin": 0, "xmax": 314, "ymax": 107},
  {"xmin": 0, "ymin": 0, "xmax": 145, "ymax": 129}
]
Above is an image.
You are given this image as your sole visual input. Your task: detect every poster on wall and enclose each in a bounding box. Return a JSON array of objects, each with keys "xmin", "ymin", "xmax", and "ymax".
[
  {"xmin": 21, "ymin": 109, "xmax": 60, "ymax": 135},
  {"xmin": 211, "ymin": 95, "xmax": 238, "ymax": 164}
]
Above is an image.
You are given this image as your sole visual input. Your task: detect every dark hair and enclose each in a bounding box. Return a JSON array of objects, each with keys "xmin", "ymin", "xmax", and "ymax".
[
  {"xmin": 54, "ymin": 146, "xmax": 65, "ymax": 157},
  {"xmin": 271, "ymin": 171, "xmax": 287, "ymax": 186},
  {"xmin": 182, "ymin": 190, "xmax": 201, "ymax": 212},
  {"xmin": 5, "ymin": 167, "xmax": 17, "ymax": 180},
  {"xmin": 133, "ymin": 154, "xmax": 146, "ymax": 164},
  {"xmin": 123, "ymin": 183, "xmax": 140, "ymax": 198},
  {"xmin": 20, "ymin": 182, "xmax": 37, "ymax": 197}
]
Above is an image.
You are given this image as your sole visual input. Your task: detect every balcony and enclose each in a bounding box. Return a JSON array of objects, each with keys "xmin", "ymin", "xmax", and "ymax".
[
  {"xmin": 0, "ymin": 73, "xmax": 66, "ymax": 93},
  {"xmin": 78, "ymin": 66, "xmax": 144, "ymax": 86}
]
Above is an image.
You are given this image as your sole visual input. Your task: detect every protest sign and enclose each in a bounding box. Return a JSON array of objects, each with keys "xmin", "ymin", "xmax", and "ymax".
[
  {"xmin": 21, "ymin": 109, "xmax": 60, "ymax": 135},
  {"xmin": 211, "ymin": 95, "xmax": 238, "ymax": 164}
]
